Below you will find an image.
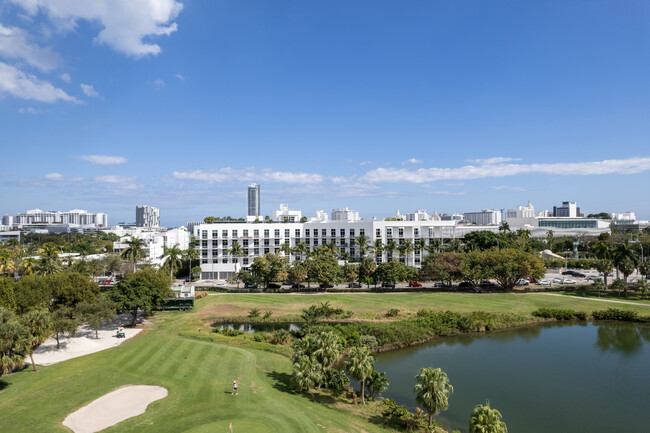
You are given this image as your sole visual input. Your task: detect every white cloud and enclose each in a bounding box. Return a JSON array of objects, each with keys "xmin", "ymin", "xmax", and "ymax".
[
  {"xmin": 466, "ymin": 157, "xmax": 522, "ymax": 164},
  {"xmin": 0, "ymin": 23, "xmax": 60, "ymax": 71},
  {"xmin": 153, "ymin": 79, "xmax": 165, "ymax": 88},
  {"xmin": 45, "ymin": 172, "xmax": 64, "ymax": 180},
  {"xmin": 359, "ymin": 160, "xmax": 373, "ymax": 166},
  {"xmin": 363, "ymin": 157, "xmax": 650, "ymax": 184},
  {"xmin": 79, "ymin": 155, "xmax": 127, "ymax": 165},
  {"xmin": 12, "ymin": 0, "xmax": 184, "ymax": 57},
  {"xmin": 404, "ymin": 158, "xmax": 422, "ymax": 164},
  {"xmin": 0, "ymin": 61, "xmax": 78, "ymax": 102},
  {"xmin": 173, "ymin": 168, "xmax": 326, "ymax": 184},
  {"xmin": 492, "ymin": 185, "xmax": 525, "ymax": 192},
  {"xmin": 430, "ymin": 191, "xmax": 467, "ymax": 196},
  {"xmin": 18, "ymin": 106, "xmax": 38, "ymax": 114},
  {"xmin": 175, "ymin": 73, "xmax": 184, "ymax": 80},
  {"xmin": 60, "ymin": 73, "xmax": 71, "ymax": 83},
  {"xmin": 80, "ymin": 83, "xmax": 100, "ymax": 98},
  {"xmin": 94, "ymin": 175, "xmax": 141, "ymax": 189}
]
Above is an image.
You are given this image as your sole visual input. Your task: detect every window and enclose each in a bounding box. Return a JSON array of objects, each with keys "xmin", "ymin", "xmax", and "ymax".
[
  {"xmin": 201, "ymin": 240, "xmax": 208, "ymax": 248},
  {"xmin": 285, "ymin": 229, "xmax": 290, "ymax": 238},
  {"xmin": 428, "ymin": 228, "xmax": 435, "ymax": 238},
  {"xmin": 222, "ymin": 240, "xmax": 228, "ymax": 247},
  {"xmin": 212, "ymin": 240, "xmax": 218, "ymax": 248},
  {"xmin": 264, "ymin": 248, "xmax": 270, "ymax": 254},
  {"xmin": 264, "ymin": 239, "xmax": 270, "ymax": 246},
  {"xmin": 295, "ymin": 229, "xmax": 300, "ymax": 237},
  {"xmin": 350, "ymin": 229, "xmax": 355, "ymax": 237},
  {"xmin": 201, "ymin": 250, "xmax": 208, "ymax": 257},
  {"xmin": 313, "ymin": 230, "xmax": 318, "ymax": 238},
  {"xmin": 398, "ymin": 228, "xmax": 404, "ymax": 237},
  {"xmin": 322, "ymin": 229, "xmax": 326, "ymax": 236},
  {"xmin": 360, "ymin": 229, "xmax": 365, "ymax": 236},
  {"xmin": 414, "ymin": 228, "xmax": 419, "ymax": 237},
  {"xmin": 243, "ymin": 239, "xmax": 249, "ymax": 247},
  {"xmin": 376, "ymin": 228, "xmax": 381, "ymax": 237},
  {"xmin": 331, "ymin": 229, "xmax": 336, "ymax": 237},
  {"xmin": 387, "ymin": 228, "xmax": 392, "ymax": 237},
  {"xmin": 212, "ymin": 250, "xmax": 218, "ymax": 257},
  {"xmin": 313, "ymin": 239, "xmax": 319, "ymax": 246},
  {"xmin": 212, "ymin": 230, "xmax": 218, "ymax": 238},
  {"xmin": 202, "ymin": 259, "xmax": 208, "ymax": 264},
  {"xmin": 305, "ymin": 239, "xmax": 310, "ymax": 245},
  {"xmin": 254, "ymin": 239, "xmax": 259, "ymax": 246},
  {"xmin": 264, "ymin": 229, "xmax": 269, "ymax": 238},
  {"xmin": 243, "ymin": 249, "xmax": 249, "ymax": 255},
  {"xmin": 254, "ymin": 248, "xmax": 259, "ymax": 255},
  {"xmin": 254, "ymin": 229, "xmax": 259, "ymax": 237},
  {"xmin": 232, "ymin": 230, "xmax": 238, "ymax": 237},
  {"xmin": 350, "ymin": 248, "xmax": 355, "ymax": 256},
  {"xmin": 340, "ymin": 229, "xmax": 345, "ymax": 237},
  {"xmin": 222, "ymin": 230, "xmax": 227, "ymax": 237},
  {"xmin": 222, "ymin": 258, "xmax": 228, "ymax": 263},
  {"xmin": 243, "ymin": 258, "xmax": 249, "ymax": 265},
  {"xmin": 202, "ymin": 230, "xmax": 207, "ymax": 238},
  {"xmin": 243, "ymin": 229, "xmax": 248, "ymax": 237},
  {"xmin": 212, "ymin": 259, "xmax": 218, "ymax": 263},
  {"xmin": 274, "ymin": 239, "xmax": 280, "ymax": 246},
  {"xmin": 306, "ymin": 229, "xmax": 310, "ymax": 236}
]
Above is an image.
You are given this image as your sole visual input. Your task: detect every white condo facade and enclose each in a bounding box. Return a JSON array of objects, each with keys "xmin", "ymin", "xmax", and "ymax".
[
  {"xmin": 108, "ymin": 226, "xmax": 189, "ymax": 268},
  {"xmin": 136, "ymin": 205, "xmax": 160, "ymax": 228},
  {"xmin": 13, "ymin": 209, "xmax": 108, "ymax": 227},
  {"xmin": 191, "ymin": 219, "xmax": 501, "ymax": 280}
]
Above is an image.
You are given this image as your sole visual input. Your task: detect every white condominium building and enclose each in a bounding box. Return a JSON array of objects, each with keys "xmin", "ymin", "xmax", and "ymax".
[
  {"xmin": 331, "ymin": 208, "xmax": 360, "ymax": 221},
  {"xmin": 191, "ymin": 219, "xmax": 502, "ymax": 280},
  {"xmin": 136, "ymin": 205, "xmax": 160, "ymax": 228},
  {"xmin": 109, "ymin": 226, "xmax": 189, "ymax": 268},
  {"xmin": 13, "ymin": 209, "xmax": 108, "ymax": 227},
  {"xmin": 463, "ymin": 209, "xmax": 502, "ymax": 226}
]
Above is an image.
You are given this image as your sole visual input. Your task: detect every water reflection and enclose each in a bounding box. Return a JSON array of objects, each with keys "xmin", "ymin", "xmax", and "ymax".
[
  {"xmin": 595, "ymin": 322, "xmax": 649, "ymax": 356},
  {"xmin": 218, "ymin": 322, "xmax": 300, "ymax": 334}
]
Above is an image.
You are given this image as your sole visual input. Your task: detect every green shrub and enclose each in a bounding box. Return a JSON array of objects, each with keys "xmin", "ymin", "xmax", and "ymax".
[
  {"xmin": 270, "ymin": 329, "xmax": 290, "ymax": 345},
  {"xmin": 219, "ymin": 327, "xmax": 244, "ymax": 337},
  {"xmin": 592, "ymin": 308, "xmax": 641, "ymax": 321},
  {"xmin": 359, "ymin": 334, "xmax": 378, "ymax": 350},
  {"xmin": 532, "ymin": 307, "xmax": 585, "ymax": 321},
  {"xmin": 386, "ymin": 308, "xmax": 400, "ymax": 317},
  {"xmin": 252, "ymin": 332, "xmax": 267, "ymax": 342}
]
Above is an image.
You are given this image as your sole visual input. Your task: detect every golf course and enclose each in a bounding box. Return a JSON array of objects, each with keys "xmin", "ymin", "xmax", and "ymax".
[{"xmin": 1, "ymin": 291, "xmax": 649, "ymax": 432}]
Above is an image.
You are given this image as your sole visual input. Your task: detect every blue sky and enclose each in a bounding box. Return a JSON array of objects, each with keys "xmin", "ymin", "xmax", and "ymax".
[{"xmin": 1, "ymin": 0, "xmax": 649, "ymax": 227}]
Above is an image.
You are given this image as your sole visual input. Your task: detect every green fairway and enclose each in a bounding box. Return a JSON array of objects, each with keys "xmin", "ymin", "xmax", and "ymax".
[
  {"xmin": 0, "ymin": 311, "xmax": 391, "ymax": 433},
  {"xmin": 198, "ymin": 291, "xmax": 650, "ymax": 319}
]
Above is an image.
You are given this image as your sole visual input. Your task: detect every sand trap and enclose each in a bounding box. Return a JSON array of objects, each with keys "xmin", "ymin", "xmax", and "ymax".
[
  {"xmin": 63, "ymin": 385, "xmax": 168, "ymax": 433},
  {"xmin": 33, "ymin": 323, "xmax": 142, "ymax": 366}
]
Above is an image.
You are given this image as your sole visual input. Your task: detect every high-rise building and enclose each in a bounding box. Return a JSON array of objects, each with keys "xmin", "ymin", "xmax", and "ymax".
[
  {"xmin": 463, "ymin": 209, "xmax": 502, "ymax": 226},
  {"xmin": 136, "ymin": 205, "xmax": 160, "ymax": 228},
  {"xmin": 247, "ymin": 184, "xmax": 260, "ymax": 217},
  {"xmin": 331, "ymin": 207, "xmax": 359, "ymax": 221},
  {"xmin": 553, "ymin": 201, "xmax": 581, "ymax": 218}
]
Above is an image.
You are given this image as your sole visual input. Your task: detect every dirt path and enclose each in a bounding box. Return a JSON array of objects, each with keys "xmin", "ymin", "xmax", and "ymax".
[{"xmin": 537, "ymin": 292, "xmax": 650, "ymax": 307}]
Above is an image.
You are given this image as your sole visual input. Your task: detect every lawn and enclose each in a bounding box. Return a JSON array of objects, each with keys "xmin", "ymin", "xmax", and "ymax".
[
  {"xmin": 197, "ymin": 291, "xmax": 650, "ymax": 319},
  {"xmin": 2, "ymin": 291, "xmax": 648, "ymax": 433}
]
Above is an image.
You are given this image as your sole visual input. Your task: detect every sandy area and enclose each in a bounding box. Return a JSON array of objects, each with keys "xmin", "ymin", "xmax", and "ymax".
[
  {"xmin": 33, "ymin": 316, "xmax": 143, "ymax": 366},
  {"xmin": 62, "ymin": 385, "xmax": 168, "ymax": 433}
]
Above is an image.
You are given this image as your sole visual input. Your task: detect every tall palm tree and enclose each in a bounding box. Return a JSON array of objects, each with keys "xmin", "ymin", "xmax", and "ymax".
[
  {"xmin": 592, "ymin": 241, "xmax": 610, "ymax": 261},
  {"xmin": 498, "ymin": 222, "xmax": 510, "ymax": 233},
  {"xmin": 612, "ymin": 241, "xmax": 639, "ymax": 281},
  {"xmin": 354, "ymin": 234, "xmax": 370, "ymax": 259},
  {"xmin": 385, "ymin": 240, "xmax": 397, "ymax": 261},
  {"xmin": 0, "ymin": 250, "xmax": 17, "ymax": 277},
  {"xmin": 227, "ymin": 241, "xmax": 244, "ymax": 264},
  {"xmin": 469, "ymin": 401, "xmax": 508, "ymax": 433},
  {"xmin": 293, "ymin": 242, "xmax": 308, "ymax": 262},
  {"xmin": 371, "ymin": 239, "xmax": 384, "ymax": 261},
  {"xmin": 19, "ymin": 257, "xmax": 38, "ymax": 276},
  {"xmin": 415, "ymin": 238, "xmax": 427, "ymax": 258},
  {"xmin": 546, "ymin": 230, "xmax": 555, "ymax": 250},
  {"xmin": 184, "ymin": 247, "xmax": 199, "ymax": 278},
  {"xmin": 427, "ymin": 238, "xmax": 441, "ymax": 255},
  {"xmin": 280, "ymin": 241, "xmax": 292, "ymax": 259},
  {"xmin": 121, "ymin": 237, "xmax": 146, "ymax": 273},
  {"xmin": 414, "ymin": 367, "xmax": 454, "ymax": 427},
  {"xmin": 20, "ymin": 309, "xmax": 52, "ymax": 372},
  {"xmin": 345, "ymin": 345, "xmax": 374, "ymax": 404},
  {"xmin": 400, "ymin": 239, "xmax": 414, "ymax": 266},
  {"xmin": 161, "ymin": 244, "xmax": 183, "ymax": 279}
]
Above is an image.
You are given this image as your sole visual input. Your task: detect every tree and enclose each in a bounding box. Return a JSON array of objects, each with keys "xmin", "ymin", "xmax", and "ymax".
[
  {"xmin": 591, "ymin": 278, "xmax": 605, "ymax": 297},
  {"xmin": 293, "ymin": 242, "xmax": 309, "ymax": 262},
  {"xmin": 227, "ymin": 241, "xmax": 244, "ymax": 264},
  {"xmin": 109, "ymin": 268, "xmax": 172, "ymax": 326},
  {"xmin": 121, "ymin": 237, "xmax": 147, "ymax": 273},
  {"xmin": 354, "ymin": 234, "xmax": 370, "ymax": 258},
  {"xmin": 292, "ymin": 354, "xmax": 320, "ymax": 391},
  {"xmin": 76, "ymin": 297, "xmax": 116, "ymax": 338},
  {"xmin": 280, "ymin": 242, "xmax": 292, "ymax": 258},
  {"xmin": 384, "ymin": 240, "xmax": 397, "ymax": 260},
  {"xmin": 612, "ymin": 241, "xmax": 639, "ymax": 280},
  {"xmin": 310, "ymin": 254, "xmax": 340, "ymax": 289},
  {"xmin": 161, "ymin": 244, "xmax": 183, "ymax": 279},
  {"xmin": 399, "ymin": 239, "xmax": 414, "ymax": 266},
  {"xmin": 420, "ymin": 253, "xmax": 462, "ymax": 285},
  {"xmin": 469, "ymin": 401, "xmax": 508, "ymax": 433},
  {"xmin": 639, "ymin": 261, "xmax": 650, "ymax": 281},
  {"xmin": 341, "ymin": 263, "xmax": 359, "ymax": 285},
  {"xmin": 20, "ymin": 309, "xmax": 52, "ymax": 371},
  {"xmin": 595, "ymin": 259, "xmax": 614, "ymax": 289},
  {"xmin": 345, "ymin": 345, "xmax": 374, "ymax": 404},
  {"xmin": 51, "ymin": 306, "xmax": 79, "ymax": 349},
  {"xmin": 249, "ymin": 253, "xmax": 288, "ymax": 288},
  {"xmin": 287, "ymin": 262, "xmax": 308, "ymax": 289},
  {"xmin": 375, "ymin": 261, "xmax": 409, "ymax": 285},
  {"xmin": 371, "ymin": 239, "xmax": 384, "ymax": 261},
  {"xmin": 184, "ymin": 243, "xmax": 199, "ymax": 277},
  {"xmin": 0, "ymin": 307, "xmax": 29, "ymax": 376},
  {"xmin": 359, "ymin": 257, "xmax": 377, "ymax": 288},
  {"xmin": 635, "ymin": 279, "xmax": 648, "ymax": 299},
  {"xmin": 414, "ymin": 367, "xmax": 454, "ymax": 427},
  {"xmin": 48, "ymin": 272, "xmax": 100, "ymax": 310},
  {"xmin": 313, "ymin": 331, "xmax": 342, "ymax": 388},
  {"xmin": 480, "ymin": 249, "xmax": 545, "ymax": 291},
  {"xmin": 498, "ymin": 222, "xmax": 510, "ymax": 233},
  {"xmin": 365, "ymin": 370, "xmax": 389, "ymax": 399}
]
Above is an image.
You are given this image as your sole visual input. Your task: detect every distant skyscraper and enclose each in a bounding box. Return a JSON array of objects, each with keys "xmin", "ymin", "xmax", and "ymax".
[
  {"xmin": 136, "ymin": 205, "xmax": 160, "ymax": 227},
  {"xmin": 247, "ymin": 184, "xmax": 260, "ymax": 217}
]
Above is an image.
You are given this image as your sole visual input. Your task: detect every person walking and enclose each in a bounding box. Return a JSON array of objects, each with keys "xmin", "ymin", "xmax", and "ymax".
[{"xmin": 232, "ymin": 380, "xmax": 238, "ymax": 395}]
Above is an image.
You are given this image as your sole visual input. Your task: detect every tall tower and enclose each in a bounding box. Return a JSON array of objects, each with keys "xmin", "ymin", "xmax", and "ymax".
[
  {"xmin": 136, "ymin": 205, "xmax": 160, "ymax": 227},
  {"xmin": 247, "ymin": 184, "xmax": 260, "ymax": 218}
]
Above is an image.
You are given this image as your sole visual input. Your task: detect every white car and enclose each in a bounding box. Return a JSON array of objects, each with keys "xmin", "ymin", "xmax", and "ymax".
[
  {"xmin": 538, "ymin": 280, "xmax": 551, "ymax": 286},
  {"xmin": 561, "ymin": 278, "xmax": 576, "ymax": 284},
  {"xmin": 516, "ymin": 278, "xmax": 530, "ymax": 286},
  {"xmin": 552, "ymin": 277, "xmax": 563, "ymax": 284}
]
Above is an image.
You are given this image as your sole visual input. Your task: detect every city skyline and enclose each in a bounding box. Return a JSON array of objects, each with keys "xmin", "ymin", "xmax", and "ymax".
[{"xmin": 1, "ymin": 1, "xmax": 649, "ymax": 226}]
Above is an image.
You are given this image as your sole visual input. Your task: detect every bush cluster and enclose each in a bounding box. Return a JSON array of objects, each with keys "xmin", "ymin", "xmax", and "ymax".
[
  {"xmin": 215, "ymin": 327, "xmax": 244, "ymax": 337},
  {"xmin": 591, "ymin": 308, "xmax": 644, "ymax": 322},
  {"xmin": 532, "ymin": 307, "xmax": 587, "ymax": 321}
]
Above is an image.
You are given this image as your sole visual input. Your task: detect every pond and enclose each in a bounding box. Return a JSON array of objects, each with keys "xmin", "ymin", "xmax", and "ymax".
[{"xmin": 373, "ymin": 321, "xmax": 650, "ymax": 433}]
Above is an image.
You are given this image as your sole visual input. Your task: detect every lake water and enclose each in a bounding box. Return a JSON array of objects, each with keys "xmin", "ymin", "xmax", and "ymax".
[{"xmin": 373, "ymin": 321, "xmax": 650, "ymax": 433}]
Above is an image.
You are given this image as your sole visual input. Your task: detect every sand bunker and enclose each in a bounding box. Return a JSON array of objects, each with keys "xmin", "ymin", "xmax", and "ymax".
[
  {"xmin": 33, "ymin": 324, "xmax": 142, "ymax": 366},
  {"xmin": 63, "ymin": 385, "xmax": 168, "ymax": 433}
]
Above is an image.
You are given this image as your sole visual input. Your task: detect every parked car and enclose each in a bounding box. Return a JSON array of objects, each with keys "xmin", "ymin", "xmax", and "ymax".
[
  {"xmin": 528, "ymin": 278, "xmax": 538, "ymax": 284},
  {"xmin": 382, "ymin": 282, "xmax": 396, "ymax": 288},
  {"xmin": 538, "ymin": 280, "xmax": 551, "ymax": 286},
  {"xmin": 408, "ymin": 282, "xmax": 422, "ymax": 287},
  {"xmin": 587, "ymin": 275, "xmax": 600, "ymax": 281},
  {"xmin": 561, "ymin": 278, "xmax": 577, "ymax": 284},
  {"xmin": 319, "ymin": 283, "xmax": 334, "ymax": 289},
  {"xmin": 268, "ymin": 283, "xmax": 282, "ymax": 289},
  {"xmin": 552, "ymin": 277, "xmax": 563, "ymax": 284},
  {"xmin": 479, "ymin": 280, "xmax": 497, "ymax": 288},
  {"xmin": 244, "ymin": 283, "xmax": 258, "ymax": 289},
  {"xmin": 348, "ymin": 282, "xmax": 362, "ymax": 288},
  {"xmin": 458, "ymin": 281, "xmax": 474, "ymax": 289},
  {"xmin": 433, "ymin": 282, "xmax": 446, "ymax": 288},
  {"xmin": 516, "ymin": 279, "xmax": 530, "ymax": 286},
  {"xmin": 291, "ymin": 283, "xmax": 306, "ymax": 289},
  {"xmin": 574, "ymin": 272, "xmax": 586, "ymax": 278},
  {"xmin": 562, "ymin": 271, "xmax": 574, "ymax": 276}
]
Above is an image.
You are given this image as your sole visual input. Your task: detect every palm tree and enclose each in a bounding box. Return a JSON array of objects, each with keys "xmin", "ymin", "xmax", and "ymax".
[
  {"xmin": 313, "ymin": 331, "xmax": 342, "ymax": 388},
  {"xmin": 592, "ymin": 241, "xmax": 610, "ymax": 261},
  {"xmin": 498, "ymin": 222, "xmax": 510, "ymax": 233},
  {"xmin": 546, "ymin": 230, "xmax": 555, "ymax": 250},
  {"xmin": 612, "ymin": 241, "xmax": 639, "ymax": 285},
  {"xmin": 121, "ymin": 237, "xmax": 146, "ymax": 273},
  {"xmin": 280, "ymin": 242, "xmax": 292, "ymax": 259},
  {"xmin": 345, "ymin": 345, "xmax": 374, "ymax": 404},
  {"xmin": 469, "ymin": 401, "xmax": 508, "ymax": 433},
  {"xmin": 20, "ymin": 310, "xmax": 52, "ymax": 372},
  {"xmin": 415, "ymin": 238, "xmax": 427, "ymax": 259},
  {"xmin": 184, "ymin": 247, "xmax": 199, "ymax": 279},
  {"xmin": 227, "ymin": 241, "xmax": 244, "ymax": 264},
  {"xmin": 385, "ymin": 240, "xmax": 397, "ymax": 261},
  {"xmin": 400, "ymin": 239, "xmax": 414, "ymax": 266},
  {"xmin": 292, "ymin": 354, "xmax": 320, "ymax": 391},
  {"xmin": 414, "ymin": 367, "xmax": 454, "ymax": 427},
  {"xmin": 371, "ymin": 239, "xmax": 384, "ymax": 261},
  {"xmin": 354, "ymin": 234, "xmax": 370, "ymax": 259},
  {"xmin": 161, "ymin": 244, "xmax": 183, "ymax": 279},
  {"xmin": 427, "ymin": 238, "xmax": 441, "ymax": 255},
  {"xmin": 19, "ymin": 257, "xmax": 38, "ymax": 276},
  {"xmin": 293, "ymin": 242, "xmax": 308, "ymax": 262}
]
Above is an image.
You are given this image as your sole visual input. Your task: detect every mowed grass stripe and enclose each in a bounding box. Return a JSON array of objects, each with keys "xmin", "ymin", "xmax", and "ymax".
[{"xmin": 157, "ymin": 338, "xmax": 193, "ymax": 378}]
